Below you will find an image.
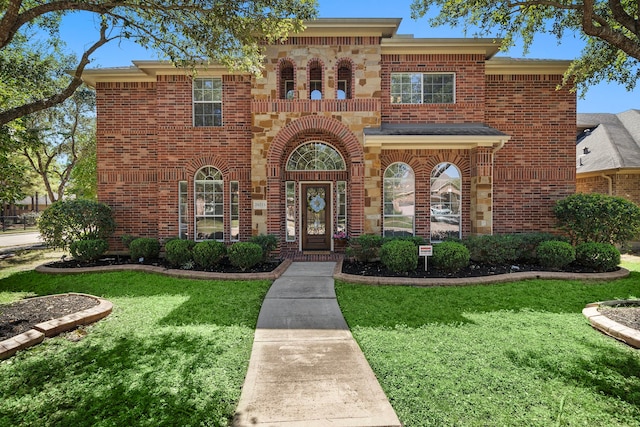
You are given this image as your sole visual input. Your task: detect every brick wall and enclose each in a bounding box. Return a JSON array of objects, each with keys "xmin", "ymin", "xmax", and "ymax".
[{"xmin": 577, "ymin": 173, "xmax": 640, "ymax": 206}]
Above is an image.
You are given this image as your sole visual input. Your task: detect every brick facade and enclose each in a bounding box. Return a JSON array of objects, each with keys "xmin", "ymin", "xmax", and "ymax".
[{"xmin": 86, "ymin": 18, "xmax": 576, "ymax": 254}]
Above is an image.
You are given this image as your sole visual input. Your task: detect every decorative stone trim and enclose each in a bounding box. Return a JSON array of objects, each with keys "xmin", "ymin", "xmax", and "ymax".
[{"xmin": 583, "ymin": 300, "xmax": 640, "ymax": 348}]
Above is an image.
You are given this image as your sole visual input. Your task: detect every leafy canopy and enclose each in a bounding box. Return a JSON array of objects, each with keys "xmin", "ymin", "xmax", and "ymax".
[
  {"xmin": 410, "ymin": 0, "xmax": 640, "ymax": 94},
  {"xmin": 0, "ymin": 0, "xmax": 318, "ymax": 125}
]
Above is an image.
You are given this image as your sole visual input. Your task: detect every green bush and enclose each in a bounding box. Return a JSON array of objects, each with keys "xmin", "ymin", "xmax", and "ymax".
[
  {"xmin": 432, "ymin": 241, "xmax": 470, "ymax": 273},
  {"xmin": 380, "ymin": 240, "xmax": 418, "ymax": 273},
  {"xmin": 69, "ymin": 239, "xmax": 109, "ymax": 262},
  {"xmin": 129, "ymin": 237, "xmax": 161, "ymax": 261},
  {"xmin": 346, "ymin": 234, "xmax": 384, "ymax": 263},
  {"xmin": 554, "ymin": 193, "xmax": 640, "ymax": 246},
  {"xmin": 192, "ymin": 240, "xmax": 227, "ymax": 269},
  {"xmin": 250, "ymin": 234, "xmax": 278, "ymax": 261},
  {"xmin": 120, "ymin": 234, "xmax": 137, "ymax": 249},
  {"xmin": 514, "ymin": 232, "xmax": 566, "ymax": 263},
  {"xmin": 575, "ymin": 242, "xmax": 620, "ymax": 272},
  {"xmin": 384, "ymin": 235, "xmax": 426, "ymax": 247},
  {"xmin": 463, "ymin": 234, "xmax": 520, "ymax": 265},
  {"xmin": 38, "ymin": 199, "xmax": 116, "ymax": 250},
  {"xmin": 227, "ymin": 242, "xmax": 263, "ymax": 271},
  {"xmin": 164, "ymin": 239, "xmax": 196, "ymax": 268},
  {"xmin": 536, "ymin": 241, "xmax": 575, "ymax": 269}
]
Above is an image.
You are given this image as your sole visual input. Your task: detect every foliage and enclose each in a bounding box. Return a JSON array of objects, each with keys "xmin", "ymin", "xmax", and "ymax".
[
  {"xmin": 554, "ymin": 193, "xmax": 640, "ymax": 246},
  {"xmin": 410, "ymin": 0, "xmax": 640, "ymax": 94},
  {"xmin": 69, "ymin": 238, "xmax": 108, "ymax": 262},
  {"xmin": 192, "ymin": 240, "xmax": 227, "ymax": 269},
  {"xmin": 514, "ymin": 232, "xmax": 567, "ymax": 263},
  {"xmin": 346, "ymin": 234, "xmax": 384, "ymax": 263},
  {"xmin": 37, "ymin": 199, "xmax": 116, "ymax": 249},
  {"xmin": 0, "ymin": 1, "xmax": 317, "ymax": 126},
  {"xmin": 380, "ymin": 240, "xmax": 419, "ymax": 273},
  {"xmin": 249, "ymin": 234, "xmax": 278, "ymax": 261},
  {"xmin": 575, "ymin": 242, "xmax": 621, "ymax": 272},
  {"xmin": 120, "ymin": 234, "xmax": 137, "ymax": 249},
  {"xmin": 164, "ymin": 239, "xmax": 196, "ymax": 268},
  {"xmin": 536, "ymin": 240, "xmax": 576, "ymax": 269},
  {"xmin": 128, "ymin": 237, "xmax": 161, "ymax": 261},
  {"xmin": 432, "ymin": 241, "xmax": 470, "ymax": 272},
  {"xmin": 0, "ymin": 149, "xmax": 26, "ymax": 204},
  {"xmin": 227, "ymin": 242, "xmax": 263, "ymax": 271},
  {"xmin": 463, "ymin": 234, "xmax": 520, "ymax": 265},
  {"xmin": 384, "ymin": 235, "xmax": 426, "ymax": 247}
]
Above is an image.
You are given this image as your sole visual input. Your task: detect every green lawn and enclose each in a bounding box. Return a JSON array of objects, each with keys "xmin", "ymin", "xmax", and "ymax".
[
  {"xmin": 336, "ymin": 268, "xmax": 640, "ymax": 426},
  {"xmin": 0, "ymin": 270, "xmax": 271, "ymax": 426}
]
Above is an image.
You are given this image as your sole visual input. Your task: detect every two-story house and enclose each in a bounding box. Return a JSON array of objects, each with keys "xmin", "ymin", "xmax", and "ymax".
[{"xmin": 82, "ymin": 18, "xmax": 576, "ymax": 257}]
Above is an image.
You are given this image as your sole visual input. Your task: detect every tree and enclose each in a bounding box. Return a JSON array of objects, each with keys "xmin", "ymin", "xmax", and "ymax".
[
  {"xmin": 0, "ymin": 0, "xmax": 318, "ymax": 126},
  {"xmin": 410, "ymin": 0, "xmax": 640, "ymax": 93}
]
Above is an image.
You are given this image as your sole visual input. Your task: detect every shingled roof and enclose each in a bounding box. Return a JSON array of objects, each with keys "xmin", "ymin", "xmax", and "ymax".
[{"xmin": 576, "ymin": 109, "xmax": 640, "ymax": 174}]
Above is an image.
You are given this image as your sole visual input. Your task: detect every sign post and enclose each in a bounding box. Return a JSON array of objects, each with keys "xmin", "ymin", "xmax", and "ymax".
[{"xmin": 418, "ymin": 245, "xmax": 433, "ymax": 271}]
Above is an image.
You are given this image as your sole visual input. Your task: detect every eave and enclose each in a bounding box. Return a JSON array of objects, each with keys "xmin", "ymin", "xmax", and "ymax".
[
  {"xmin": 363, "ymin": 134, "xmax": 511, "ymax": 150},
  {"xmin": 486, "ymin": 57, "xmax": 571, "ymax": 75},
  {"xmin": 381, "ymin": 37, "xmax": 502, "ymax": 59}
]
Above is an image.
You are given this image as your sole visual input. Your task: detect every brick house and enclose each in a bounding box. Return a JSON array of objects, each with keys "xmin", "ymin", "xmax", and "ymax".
[{"xmin": 82, "ymin": 18, "xmax": 576, "ymax": 256}]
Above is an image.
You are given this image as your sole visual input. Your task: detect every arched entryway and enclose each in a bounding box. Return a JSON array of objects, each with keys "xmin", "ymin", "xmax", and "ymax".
[{"xmin": 266, "ymin": 116, "xmax": 364, "ymax": 254}]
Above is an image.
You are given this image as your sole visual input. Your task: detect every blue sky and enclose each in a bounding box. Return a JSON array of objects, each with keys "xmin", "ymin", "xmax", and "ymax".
[{"xmin": 59, "ymin": 0, "xmax": 637, "ymax": 113}]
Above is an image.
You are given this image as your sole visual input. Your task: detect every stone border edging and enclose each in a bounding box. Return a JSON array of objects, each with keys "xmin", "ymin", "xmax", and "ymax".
[
  {"xmin": 0, "ymin": 293, "xmax": 113, "ymax": 360},
  {"xmin": 332, "ymin": 258, "xmax": 630, "ymax": 286},
  {"xmin": 35, "ymin": 259, "xmax": 293, "ymax": 281},
  {"xmin": 583, "ymin": 300, "xmax": 640, "ymax": 348}
]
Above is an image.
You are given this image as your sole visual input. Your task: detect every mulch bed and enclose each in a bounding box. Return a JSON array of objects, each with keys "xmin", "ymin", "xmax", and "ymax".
[{"xmin": 599, "ymin": 306, "xmax": 640, "ymax": 332}]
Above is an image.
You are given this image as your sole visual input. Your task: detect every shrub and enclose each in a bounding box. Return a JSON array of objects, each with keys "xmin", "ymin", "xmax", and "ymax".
[
  {"xmin": 384, "ymin": 235, "xmax": 426, "ymax": 247},
  {"xmin": 463, "ymin": 234, "xmax": 520, "ymax": 265},
  {"xmin": 120, "ymin": 234, "xmax": 137, "ymax": 249},
  {"xmin": 380, "ymin": 240, "xmax": 418, "ymax": 273},
  {"xmin": 432, "ymin": 241, "xmax": 470, "ymax": 273},
  {"xmin": 192, "ymin": 240, "xmax": 227, "ymax": 269},
  {"xmin": 227, "ymin": 242, "xmax": 263, "ymax": 271},
  {"xmin": 575, "ymin": 242, "xmax": 620, "ymax": 272},
  {"xmin": 515, "ymin": 232, "xmax": 566, "ymax": 263},
  {"xmin": 346, "ymin": 234, "xmax": 384, "ymax": 263},
  {"xmin": 164, "ymin": 239, "xmax": 196, "ymax": 268},
  {"xmin": 129, "ymin": 237, "xmax": 161, "ymax": 261},
  {"xmin": 38, "ymin": 199, "xmax": 116, "ymax": 250},
  {"xmin": 536, "ymin": 241, "xmax": 575, "ymax": 269},
  {"xmin": 554, "ymin": 193, "xmax": 640, "ymax": 246},
  {"xmin": 250, "ymin": 234, "xmax": 278, "ymax": 261},
  {"xmin": 69, "ymin": 239, "xmax": 109, "ymax": 262}
]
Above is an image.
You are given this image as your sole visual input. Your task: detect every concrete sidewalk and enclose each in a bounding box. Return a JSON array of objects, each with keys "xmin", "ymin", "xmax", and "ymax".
[{"xmin": 233, "ymin": 262, "xmax": 401, "ymax": 427}]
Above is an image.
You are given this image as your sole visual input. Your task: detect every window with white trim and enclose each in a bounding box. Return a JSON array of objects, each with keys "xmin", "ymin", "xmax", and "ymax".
[
  {"xmin": 383, "ymin": 163, "xmax": 415, "ymax": 237},
  {"xmin": 194, "ymin": 166, "xmax": 224, "ymax": 240},
  {"xmin": 193, "ymin": 78, "xmax": 222, "ymax": 126},
  {"xmin": 286, "ymin": 181, "xmax": 296, "ymax": 242},
  {"xmin": 178, "ymin": 181, "xmax": 188, "ymax": 239},
  {"xmin": 430, "ymin": 162, "xmax": 461, "ymax": 241},
  {"xmin": 390, "ymin": 73, "xmax": 455, "ymax": 104},
  {"xmin": 286, "ymin": 142, "xmax": 346, "ymax": 171}
]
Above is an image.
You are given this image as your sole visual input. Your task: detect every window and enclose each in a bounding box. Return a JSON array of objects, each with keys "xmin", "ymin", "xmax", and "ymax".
[
  {"xmin": 279, "ymin": 60, "xmax": 295, "ymax": 100},
  {"xmin": 286, "ymin": 142, "xmax": 346, "ymax": 171},
  {"xmin": 390, "ymin": 73, "xmax": 455, "ymax": 104},
  {"xmin": 194, "ymin": 166, "xmax": 224, "ymax": 240},
  {"xmin": 230, "ymin": 181, "xmax": 239, "ymax": 241},
  {"xmin": 383, "ymin": 163, "xmax": 415, "ymax": 237},
  {"xmin": 286, "ymin": 181, "xmax": 296, "ymax": 241},
  {"xmin": 308, "ymin": 60, "xmax": 323, "ymax": 100},
  {"xmin": 336, "ymin": 60, "xmax": 352, "ymax": 99},
  {"xmin": 430, "ymin": 162, "xmax": 461, "ymax": 241},
  {"xmin": 193, "ymin": 78, "xmax": 222, "ymax": 126},
  {"xmin": 336, "ymin": 181, "xmax": 347, "ymax": 234},
  {"xmin": 178, "ymin": 181, "xmax": 188, "ymax": 239}
]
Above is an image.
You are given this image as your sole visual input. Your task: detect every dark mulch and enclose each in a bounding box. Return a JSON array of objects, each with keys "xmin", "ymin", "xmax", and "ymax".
[
  {"xmin": 0, "ymin": 295, "xmax": 98, "ymax": 342},
  {"xmin": 599, "ymin": 306, "xmax": 640, "ymax": 332},
  {"xmin": 341, "ymin": 260, "xmax": 610, "ymax": 279}
]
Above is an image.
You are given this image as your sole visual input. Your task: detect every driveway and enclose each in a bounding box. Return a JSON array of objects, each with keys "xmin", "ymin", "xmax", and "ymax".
[{"xmin": 0, "ymin": 232, "xmax": 43, "ymax": 249}]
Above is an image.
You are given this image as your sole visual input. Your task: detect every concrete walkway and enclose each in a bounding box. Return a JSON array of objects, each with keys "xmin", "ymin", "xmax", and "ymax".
[{"xmin": 234, "ymin": 262, "xmax": 401, "ymax": 427}]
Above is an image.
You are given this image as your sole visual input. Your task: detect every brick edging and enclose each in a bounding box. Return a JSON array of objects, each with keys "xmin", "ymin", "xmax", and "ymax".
[
  {"xmin": 583, "ymin": 300, "xmax": 640, "ymax": 348},
  {"xmin": 0, "ymin": 293, "xmax": 113, "ymax": 360},
  {"xmin": 35, "ymin": 259, "xmax": 293, "ymax": 281},
  {"xmin": 332, "ymin": 258, "xmax": 630, "ymax": 286}
]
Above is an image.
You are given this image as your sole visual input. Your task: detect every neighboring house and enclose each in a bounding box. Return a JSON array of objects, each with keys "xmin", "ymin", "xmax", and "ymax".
[
  {"xmin": 82, "ymin": 18, "xmax": 576, "ymax": 256},
  {"xmin": 576, "ymin": 110, "xmax": 640, "ymax": 205}
]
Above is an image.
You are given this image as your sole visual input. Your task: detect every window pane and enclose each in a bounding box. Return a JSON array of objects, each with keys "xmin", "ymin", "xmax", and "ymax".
[
  {"xmin": 286, "ymin": 142, "xmax": 346, "ymax": 171},
  {"xmin": 430, "ymin": 162, "xmax": 461, "ymax": 241},
  {"xmin": 193, "ymin": 78, "xmax": 223, "ymax": 127},
  {"xmin": 230, "ymin": 181, "xmax": 239, "ymax": 241},
  {"xmin": 383, "ymin": 163, "xmax": 415, "ymax": 237},
  {"xmin": 195, "ymin": 166, "xmax": 224, "ymax": 241},
  {"xmin": 286, "ymin": 181, "xmax": 296, "ymax": 241}
]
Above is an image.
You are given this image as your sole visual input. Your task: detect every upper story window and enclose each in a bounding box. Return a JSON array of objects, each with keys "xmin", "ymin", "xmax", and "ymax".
[
  {"xmin": 193, "ymin": 78, "xmax": 222, "ymax": 126},
  {"xmin": 390, "ymin": 73, "xmax": 455, "ymax": 104},
  {"xmin": 336, "ymin": 59, "xmax": 352, "ymax": 99},
  {"xmin": 308, "ymin": 60, "xmax": 323, "ymax": 100},
  {"xmin": 279, "ymin": 60, "xmax": 295, "ymax": 100}
]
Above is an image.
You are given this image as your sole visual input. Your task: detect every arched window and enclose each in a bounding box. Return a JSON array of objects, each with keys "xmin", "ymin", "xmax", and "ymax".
[
  {"xmin": 336, "ymin": 59, "xmax": 352, "ymax": 99},
  {"xmin": 430, "ymin": 162, "xmax": 461, "ymax": 241},
  {"xmin": 308, "ymin": 59, "xmax": 323, "ymax": 100},
  {"xmin": 194, "ymin": 166, "xmax": 224, "ymax": 241},
  {"xmin": 383, "ymin": 163, "xmax": 415, "ymax": 237},
  {"xmin": 286, "ymin": 142, "xmax": 346, "ymax": 171},
  {"xmin": 279, "ymin": 60, "xmax": 295, "ymax": 100}
]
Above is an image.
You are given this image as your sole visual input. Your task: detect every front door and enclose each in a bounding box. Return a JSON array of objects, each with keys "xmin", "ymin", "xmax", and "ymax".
[{"xmin": 302, "ymin": 183, "xmax": 331, "ymax": 251}]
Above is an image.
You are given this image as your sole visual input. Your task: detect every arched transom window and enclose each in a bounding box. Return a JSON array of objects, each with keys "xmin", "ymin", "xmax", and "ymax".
[
  {"xmin": 383, "ymin": 162, "xmax": 415, "ymax": 237},
  {"xmin": 430, "ymin": 162, "xmax": 461, "ymax": 241},
  {"xmin": 194, "ymin": 166, "xmax": 224, "ymax": 240},
  {"xmin": 286, "ymin": 142, "xmax": 346, "ymax": 171}
]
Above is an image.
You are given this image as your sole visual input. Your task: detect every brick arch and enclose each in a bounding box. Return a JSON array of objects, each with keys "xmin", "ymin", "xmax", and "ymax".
[
  {"xmin": 267, "ymin": 115, "xmax": 363, "ymax": 166},
  {"xmin": 186, "ymin": 155, "xmax": 231, "ymax": 177},
  {"xmin": 277, "ymin": 57, "xmax": 296, "ymax": 100},
  {"xmin": 424, "ymin": 152, "xmax": 470, "ymax": 177}
]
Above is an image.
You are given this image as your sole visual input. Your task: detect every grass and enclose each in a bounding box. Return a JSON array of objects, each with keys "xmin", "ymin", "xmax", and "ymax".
[
  {"xmin": 336, "ymin": 267, "xmax": 640, "ymax": 426},
  {"xmin": 0, "ymin": 269, "xmax": 271, "ymax": 426}
]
